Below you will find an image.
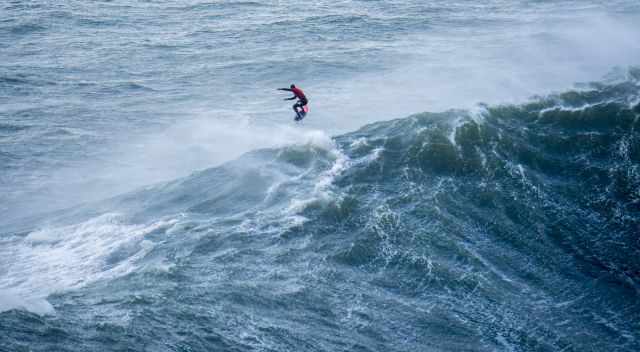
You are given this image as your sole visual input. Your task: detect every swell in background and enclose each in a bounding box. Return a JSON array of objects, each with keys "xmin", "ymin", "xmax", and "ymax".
[{"xmin": 1, "ymin": 1, "xmax": 640, "ymax": 222}]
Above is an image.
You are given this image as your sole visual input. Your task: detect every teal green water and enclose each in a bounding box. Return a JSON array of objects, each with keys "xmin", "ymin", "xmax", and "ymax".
[
  {"xmin": 2, "ymin": 71, "xmax": 639, "ymax": 351},
  {"xmin": 1, "ymin": 1, "xmax": 640, "ymax": 351}
]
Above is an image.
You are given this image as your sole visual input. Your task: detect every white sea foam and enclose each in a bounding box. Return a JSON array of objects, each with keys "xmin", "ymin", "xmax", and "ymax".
[
  {"xmin": 349, "ymin": 137, "xmax": 369, "ymax": 149},
  {"xmin": 284, "ymin": 136, "xmax": 351, "ymax": 217},
  {"xmin": 0, "ymin": 290, "xmax": 54, "ymax": 316},
  {"xmin": 0, "ymin": 213, "xmax": 176, "ymax": 314},
  {"xmin": 448, "ymin": 116, "xmax": 465, "ymax": 146}
]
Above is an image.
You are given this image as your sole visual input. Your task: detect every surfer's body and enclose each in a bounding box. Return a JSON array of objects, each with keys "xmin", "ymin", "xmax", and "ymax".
[{"xmin": 278, "ymin": 84, "xmax": 309, "ymax": 121}]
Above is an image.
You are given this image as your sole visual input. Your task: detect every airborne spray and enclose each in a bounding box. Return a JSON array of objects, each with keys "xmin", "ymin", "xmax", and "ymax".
[{"xmin": 1, "ymin": 1, "xmax": 640, "ymax": 351}]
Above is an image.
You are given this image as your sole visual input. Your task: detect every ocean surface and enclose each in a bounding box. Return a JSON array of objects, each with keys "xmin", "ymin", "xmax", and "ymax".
[{"xmin": 2, "ymin": 1, "xmax": 640, "ymax": 351}]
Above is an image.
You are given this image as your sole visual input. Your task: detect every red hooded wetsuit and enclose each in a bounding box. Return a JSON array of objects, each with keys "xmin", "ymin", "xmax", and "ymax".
[
  {"xmin": 279, "ymin": 85, "xmax": 309, "ymax": 120},
  {"xmin": 291, "ymin": 87, "xmax": 307, "ymax": 103}
]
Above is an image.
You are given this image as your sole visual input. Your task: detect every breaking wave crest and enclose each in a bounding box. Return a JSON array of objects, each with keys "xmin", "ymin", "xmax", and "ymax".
[{"xmin": 1, "ymin": 70, "xmax": 640, "ymax": 351}]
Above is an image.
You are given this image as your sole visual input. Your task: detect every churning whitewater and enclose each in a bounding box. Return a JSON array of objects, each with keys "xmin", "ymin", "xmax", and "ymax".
[{"xmin": 2, "ymin": 1, "xmax": 640, "ymax": 351}]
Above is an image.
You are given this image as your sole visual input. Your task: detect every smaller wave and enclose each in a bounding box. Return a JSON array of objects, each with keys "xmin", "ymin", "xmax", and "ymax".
[
  {"xmin": 8, "ymin": 23, "xmax": 47, "ymax": 35},
  {"xmin": 0, "ymin": 76, "xmax": 28, "ymax": 85},
  {"xmin": 0, "ymin": 74, "xmax": 57, "ymax": 87},
  {"xmin": 223, "ymin": 1, "xmax": 265, "ymax": 8},
  {"xmin": 37, "ymin": 127, "xmax": 97, "ymax": 140},
  {"xmin": 0, "ymin": 214, "xmax": 177, "ymax": 315},
  {"xmin": 0, "ymin": 123, "xmax": 30, "ymax": 132},
  {"xmin": 170, "ymin": 1, "xmax": 265, "ymax": 12},
  {"xmin": 104, "ymin": 81, "xmax": 155, "ymax": 93},
  {"xmin": 76, "ymin": 17, "xmax": 122, "ymax": 27}
]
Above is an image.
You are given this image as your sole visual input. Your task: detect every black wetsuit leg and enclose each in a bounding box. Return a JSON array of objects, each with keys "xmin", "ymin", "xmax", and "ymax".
[
  {"xmin": 292, "ymin": 101, "xmax": 302, "ymax": 112},
  {"xmin": 293, "ymin": 97, "xmax": 308, "ymax": 120},
  {"xmin": 292, "ymin": 100, "xmax": 303, "ymax": 116}
]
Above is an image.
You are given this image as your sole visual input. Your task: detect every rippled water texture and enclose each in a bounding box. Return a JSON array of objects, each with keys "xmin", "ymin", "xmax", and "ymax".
[{"xmin": 1, "ymin": 1, "xmax": 640, "ymax": 351}]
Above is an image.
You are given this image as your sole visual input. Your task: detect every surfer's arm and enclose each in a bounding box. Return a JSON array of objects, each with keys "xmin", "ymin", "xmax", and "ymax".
[{"xmin": 277, "ymin": 88, "xmax": 296, "ymax": 100}]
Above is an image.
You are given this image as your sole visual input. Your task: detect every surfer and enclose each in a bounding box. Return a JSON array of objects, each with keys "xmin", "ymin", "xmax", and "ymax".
[{"xmin": 278, "ymin": 84, "xmax": 308, "ymax": 120}]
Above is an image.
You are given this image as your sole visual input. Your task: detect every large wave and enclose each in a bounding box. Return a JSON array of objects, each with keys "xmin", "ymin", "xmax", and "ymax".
[{"xmin": 1, "ymin": 70, "xmax": 639, "ymax": 351}]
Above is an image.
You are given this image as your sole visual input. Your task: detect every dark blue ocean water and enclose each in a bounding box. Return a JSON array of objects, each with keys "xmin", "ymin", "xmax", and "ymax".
[{"xmin": 2, "ymin": 1, "xmax": 640, "ymax": 351}]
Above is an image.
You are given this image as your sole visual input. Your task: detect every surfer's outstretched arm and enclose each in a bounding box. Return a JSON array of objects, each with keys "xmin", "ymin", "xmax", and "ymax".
[{"xmin": 277, "ymin": 87, "xmax": 302, "ymax": 101}]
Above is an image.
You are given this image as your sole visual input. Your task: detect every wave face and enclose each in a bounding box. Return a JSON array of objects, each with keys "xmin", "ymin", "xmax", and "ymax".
[
  {"xmin": 4, "ymin": 0, "xmax": 640, "ymax": 224},
  {"xmin": 1, "ymin": 71, "xmax": 639, "ymax": 351}
]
